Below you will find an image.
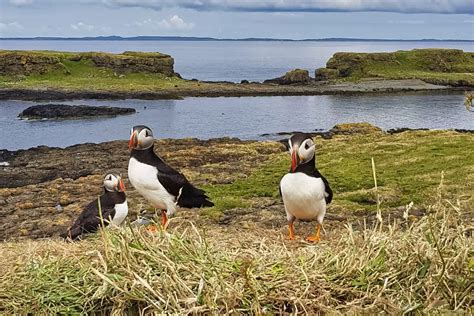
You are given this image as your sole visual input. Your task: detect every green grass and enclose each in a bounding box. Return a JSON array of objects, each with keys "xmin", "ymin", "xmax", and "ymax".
[
  {"xmin": 0, "ymin": 58, "xmax": 185, "ymax": 91},
  {"xmin": 323, "ymin": 49, "xmax": 474, "ymax": 86},
  {"xmin": 0, "ymin": 50, "xmax": 189, "ymax": 91},
  {"xmin": 202, "ymin": 130, "xmax": 474, "ymax": 217}
]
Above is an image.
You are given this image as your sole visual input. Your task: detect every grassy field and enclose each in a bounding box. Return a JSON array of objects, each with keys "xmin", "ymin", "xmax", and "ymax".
[{"xmin": 1, "ymin": 126, "xmax": 473, "ymax": 313}]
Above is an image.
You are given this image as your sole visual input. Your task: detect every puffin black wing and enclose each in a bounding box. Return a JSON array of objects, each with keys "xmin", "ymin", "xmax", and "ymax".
[
  {"xmin": 153, "ymin": 156, "xmax": 214, "ymax": 208},
  {"xmin": 61, "ymin": 194, "xmax": 117, "ymax": 240},
  {"xmin": 314, "ymin": 170, "xmax": 333, "ymax": 204}
]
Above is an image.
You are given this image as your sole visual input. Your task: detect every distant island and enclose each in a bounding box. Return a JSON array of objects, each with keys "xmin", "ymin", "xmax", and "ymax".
[
  {"xmin": 0, "ymin": 48, "xmax": 472, "ymax": 100},
  {"xmin": 1, "ymin": 36, "xmax": 473, "ymax": 42}
]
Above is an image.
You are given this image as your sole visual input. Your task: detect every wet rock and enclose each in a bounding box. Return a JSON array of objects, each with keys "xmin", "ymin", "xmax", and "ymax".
[{"xmin": 18, "ymin": 104, "xmax": 136, "ymax": 120}]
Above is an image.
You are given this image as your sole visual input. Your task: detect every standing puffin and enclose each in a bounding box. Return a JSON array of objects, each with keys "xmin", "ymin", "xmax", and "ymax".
[
  {"xmin": 127, "ymin": 125, "xmax": 213, "ymax": 229},
  {"xmin": 61, "ymin": 174, "xmax": 128, "ymax": 240},
  {"xmin": 279, "ymin": 133, "xmax": 333, "ymax": 242}
]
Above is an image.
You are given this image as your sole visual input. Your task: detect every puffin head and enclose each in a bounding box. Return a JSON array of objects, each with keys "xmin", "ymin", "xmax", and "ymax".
[
  {"xmin": 129, "ymin": 125, "xmax": 154, "ymax": 151},
  {"xmin": 288, "ymin": 133, "xmax": 315, "ymax": 172},
  {"xmin": 103, "ymin": 174, "xmax": 126, "ymax": 192}
]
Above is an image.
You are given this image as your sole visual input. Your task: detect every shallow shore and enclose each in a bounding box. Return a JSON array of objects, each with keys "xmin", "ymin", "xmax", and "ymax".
[{"xmin": 0, "ymin": 79, "xmax": 455, "ymax": 100}]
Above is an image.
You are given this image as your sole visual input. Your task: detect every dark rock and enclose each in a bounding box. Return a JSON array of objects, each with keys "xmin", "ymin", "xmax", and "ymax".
[
  {"xmin": 18, "ymin": 104, "xmax": 136, "ymax": 120},
  {"xmin": 264, "ymin": 69, "xmax": 312, "ymax": 85},
  {"xmin": 240, "ymin": 80, "xmax": 250, "ymax": 84}
]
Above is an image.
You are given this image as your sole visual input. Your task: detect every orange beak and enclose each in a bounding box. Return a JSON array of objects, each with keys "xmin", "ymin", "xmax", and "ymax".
[
  {"xmin": 128, "ymin": 131, "xmax": 137, "ymax": 151},
  {"xmin": 291, "ymin": 148, "xmax": 298, "ymax": 172},
  {"xmin": 118, "ymin": 178, "xmax": 126, "ymax": 192}
]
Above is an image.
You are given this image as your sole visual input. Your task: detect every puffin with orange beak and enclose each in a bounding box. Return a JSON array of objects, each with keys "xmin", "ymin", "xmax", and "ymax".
[
  {"xmin": 127, "ymin": 125, "xmax": 213, "ymax": 230},
  {"xmin": 61, "ymin": 174, "xmax": 128, "ymax": 240},
  {"xmin": 279, "ymin": 133, "xmax": 333, "ymax": 242}
]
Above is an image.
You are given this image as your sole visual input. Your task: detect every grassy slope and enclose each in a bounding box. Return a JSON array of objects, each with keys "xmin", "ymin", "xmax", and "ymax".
[
  {"xmin": 1, "ymin": 129, "xmax": 473, "ymax": 313},
  {"xmin": 326, "ymin": 49, "xmax": 474, "ymax": 86}
]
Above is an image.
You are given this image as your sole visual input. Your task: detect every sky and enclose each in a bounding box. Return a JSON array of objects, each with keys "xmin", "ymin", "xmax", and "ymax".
[{"xmin": 0, "ymin": 0, "xmax": 473, "ymax": 40}]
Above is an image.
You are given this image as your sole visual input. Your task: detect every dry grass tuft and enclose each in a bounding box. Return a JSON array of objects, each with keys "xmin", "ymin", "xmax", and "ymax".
[{"xmin": 0, "ymin": 177, "xmax": 472, "ymax": 314}]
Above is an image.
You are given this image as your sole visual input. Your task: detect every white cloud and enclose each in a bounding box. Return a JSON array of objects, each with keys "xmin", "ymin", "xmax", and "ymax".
[
  {"xmin": 133, "ymin": 15, "xmax": 194, "ymax": 30},
  {"xmin": 0, "ymin": 21, "xmax": 24, "ymax": 31},
  {"xmin": 102, "ymin": 0, "xmax": 474, "ymax": 14},
  {"xmin": 158, "ymin": 15, "xmax": 194, "ymax": 30},
  {"xmin": 70, "ymin": 21, "xmax": 95, "ymax": 31},
  {"xmin": 8, "ymin": 0, "xmax": 33, "ymax": 6}
]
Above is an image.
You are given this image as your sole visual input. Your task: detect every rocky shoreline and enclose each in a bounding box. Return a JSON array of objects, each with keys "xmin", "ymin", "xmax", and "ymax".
[
  {"xmin": 0, "ymin": 79, "xmax": 457, "ymax": 101},
  {"xmin": 2, "ymin": 123, "xmax": 473, "ymax": 241}
]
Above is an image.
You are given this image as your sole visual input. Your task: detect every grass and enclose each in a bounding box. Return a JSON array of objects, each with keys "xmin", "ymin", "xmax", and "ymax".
[
  {"xmin": 202, "ymin": 130, "xmax": 474, "ymax": 217},
  {"xmin": 0, "ymin": 50, "xmax": 190, "ymax": 92},
  {"xmin": 0, "ymin": 58, "xmax": 186, "ymax": 91},
  {"xmin": 1, "ymin": 127, "xmax": 473, "ymax": 313},
  {"xmin": 323, "ymin": 49, "xmax": 474, "ymax": 86},
  {"xmin": 0, "ymin": 179, "xmax": 472, "ymax": 314}
]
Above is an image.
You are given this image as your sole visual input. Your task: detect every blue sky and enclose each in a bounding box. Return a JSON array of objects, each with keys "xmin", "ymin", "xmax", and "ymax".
[{"xmin": 0, "ymin": 0, "xmax": 473, "ymax": 39}]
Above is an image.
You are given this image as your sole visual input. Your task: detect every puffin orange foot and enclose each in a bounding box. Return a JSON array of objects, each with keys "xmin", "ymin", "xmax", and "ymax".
[
  {"xmin": 287, "ymin": 222, "xmax": 297, "ymax": 240},
  {"xmin": 161, "ymin": 210, "xmax": 169, "ymax": 230},
  {"xmin": 147, "ymin": 224, "xmax": 159, "ymax": 233},
  {"xmin": 305, "ymin": 235, "xmax": 320, "ymax": 243}
]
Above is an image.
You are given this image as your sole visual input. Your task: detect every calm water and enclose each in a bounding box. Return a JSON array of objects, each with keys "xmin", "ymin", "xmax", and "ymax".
[
  {"xmin": 0, "ymin": 40, "xmax": 472, "ymax": 82},
  {"xmin": 1, "ymin": 92, "xmax": 472, "ymax": 150}
]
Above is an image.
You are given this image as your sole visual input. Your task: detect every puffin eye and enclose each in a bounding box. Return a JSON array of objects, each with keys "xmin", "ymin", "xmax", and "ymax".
[
  {"xmin": 145, "ymin": 130, "xmax": 150, "ymax": 137},
  {"xmin": 305, "ymin": 142, "xmax": 309, "ymax": 150}
]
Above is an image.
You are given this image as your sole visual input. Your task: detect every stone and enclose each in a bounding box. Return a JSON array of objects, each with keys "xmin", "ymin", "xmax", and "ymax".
[
  {"xmin": 264, "ymin": 69, "xmax": 311, "ymax": 85},
  {"xmin": 18, "ymin": 104, "xmax": 136, "ymax": 120}
]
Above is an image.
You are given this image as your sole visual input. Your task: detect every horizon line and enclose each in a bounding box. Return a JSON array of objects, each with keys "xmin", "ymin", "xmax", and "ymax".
[{"xmin": 1, "ymin": 35, "xmax": 473, "ymax": 42}]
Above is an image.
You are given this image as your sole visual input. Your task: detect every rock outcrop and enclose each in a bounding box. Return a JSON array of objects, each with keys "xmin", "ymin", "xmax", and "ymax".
[
  {"xmin": 19, "ymin": 104, "xmax": 136, "ymax": 120},
  {"xmin": 0, "ymin": 50, "xmax": 178, "ymax": 77},
  {"xmin": 264, "ymin": 69, "xmax": 312, "ymax": 85},
  {"xmin": 0, "ymin": 51, "xmax": 67, "ymax": 75}
]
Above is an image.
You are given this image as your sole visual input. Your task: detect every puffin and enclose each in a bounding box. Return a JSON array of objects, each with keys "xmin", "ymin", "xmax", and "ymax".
[
  {"xmin": 61, "ymin": 174, "xmax": 128, "ymax": 240},
  {"xmin": 127, "ymin": 125, "xmax": 213, "ymax": 229},
  {"xmin": 279, "ymin": 133, "xmax": 333, "ymax": 242}
]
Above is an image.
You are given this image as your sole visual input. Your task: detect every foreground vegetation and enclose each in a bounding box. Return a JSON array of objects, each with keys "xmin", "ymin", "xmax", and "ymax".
[
  {"xmin": 1, "ymin": 126, "xmax": 473, "ymax": 313},
  {"xmin": 317, "ymin": 49, "xmax": 474, "ymax": 87},
  {"xmin": 0, "ymin": 182, "xmax": 472, "ymax": 314}
]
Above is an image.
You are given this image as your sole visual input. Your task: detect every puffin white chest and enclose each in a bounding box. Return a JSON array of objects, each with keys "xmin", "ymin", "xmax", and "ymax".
[
  {"xmin": 111, "ymin": 201, "xmax": 128, "ymax": 226},
  {"xmin": 128, "ymin": 157, "xmax": 176, "ymax": 210},
  {"xmin": 280, "ymin": 172, "xmax": 327, "ymax": 221}
]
